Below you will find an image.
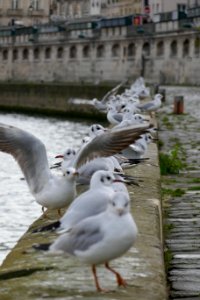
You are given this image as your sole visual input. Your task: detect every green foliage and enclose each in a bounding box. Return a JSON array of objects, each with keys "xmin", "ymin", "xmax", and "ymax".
[
  {"xmin": 188, "ymin": 178, "xmax": 200, "ymax": 184},
  {"xmin": 187, "ymin": 186, "xmax": 200, "ymax": 191},
  {"xmin": 159, "ymin": 144, "xmax": 185, "ymax": 175},
  {"xmin": 164, "ymin": 248, "xmax": 173, "ymax": 272},
  {"xmin": 161, "ymin": 188, "xmax": 185, "ymax": 197},
  {"xmin": 158, "ymin": 139, "xmax": 164, "ymax": 149},
  {"xmin": 162, "ymin": 116, "xmax": 174, "ymax": 130}
]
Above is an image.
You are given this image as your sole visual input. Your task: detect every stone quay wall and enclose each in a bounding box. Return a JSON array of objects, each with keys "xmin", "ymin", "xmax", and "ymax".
[{"xmin": 0, "ymin": 24, "xmax": 200, "ymax": 85}]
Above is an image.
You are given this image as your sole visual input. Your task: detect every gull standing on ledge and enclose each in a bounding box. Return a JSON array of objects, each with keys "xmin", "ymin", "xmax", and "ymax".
[
  {"xmin": 33, "ymin": 170, "xmax": 121, "ymax": 233},
  {"xmin": 33, "ymin": 191, "xmax": 138, "ymax": 292},
  {"xmin": 137, "ymin": 93, "xmax": 163, "ymax": 118}
]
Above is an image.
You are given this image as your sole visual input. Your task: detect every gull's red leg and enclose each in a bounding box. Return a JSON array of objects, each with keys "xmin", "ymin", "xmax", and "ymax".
[
  {"xmin": 91, "ymin": 265, "xmax": 106, "ymax": 292},
  {"xmin": 105, "ymin": 262, "xmax": 127, "ymax": 287}
]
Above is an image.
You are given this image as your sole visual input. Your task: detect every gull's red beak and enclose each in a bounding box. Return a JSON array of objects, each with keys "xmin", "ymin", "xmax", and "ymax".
[
  {"xmin": 113, "ymin": 179, "xmax": 124, "ymax": 183},
  {"xmin": 55, "ymin": 154, "xmax": 64, "ymax": 159}
]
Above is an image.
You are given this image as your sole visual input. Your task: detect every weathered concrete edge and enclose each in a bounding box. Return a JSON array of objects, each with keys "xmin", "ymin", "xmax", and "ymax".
[
  {"xmin": 0, "ymin": 138, "xmax": 168, "ymax": 300},
  {"xmin": 0, "ymin": 82, "xmax": 115, "ymax": 120}
]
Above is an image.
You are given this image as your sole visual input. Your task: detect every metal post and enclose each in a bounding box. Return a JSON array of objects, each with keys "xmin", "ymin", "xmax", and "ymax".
[
  {"xmin": 174, "ymin": 96, "xmax": 184, "ymax": 114},
  {"xmin": 141, "ymin": 54, "xmax": 145, "ymax": 77}
]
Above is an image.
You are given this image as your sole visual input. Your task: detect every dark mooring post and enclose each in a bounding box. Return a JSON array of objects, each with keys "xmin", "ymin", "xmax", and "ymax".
[
  {"xmin": 174, "ymin": 96, "xmax": 184, "ymax": 114},
  {"xmin": 141, "ymin": 54, "xmax": 145, "ymax": 77},
  {"xmin": 158, "ymin": 88, "xmax": 166, "ymax": 103}
]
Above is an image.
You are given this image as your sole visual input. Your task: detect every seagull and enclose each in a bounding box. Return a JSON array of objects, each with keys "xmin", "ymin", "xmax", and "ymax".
[
  {"xmin": 114, "ymin": 110, "xmax": 148, "ymax": 129},
  {"xmin": 33, "ymin": 170, "xmax": 120, "ymax": 233},
  {"xmin": 33, "ymin": 191, "xmax": 138, "ymax": 292},
  {"xmin": 0, "ymin": 122, "xmax": 151, "ymax": 215},
  {"xmin": 88, "ymin": 124, "xmax": 107, "ymax": 138},
  {"xmin": 137, "ymin": 94, "xmax": 163, "ymax": 117},
  {"xmin": 106, "ymin": 105, "xmax": 123, "ymax": 125},
  {"xmin": 54, "ymin": 122, "xmax": 150, "ymax": 185},
  {"xmin": 0, "ymin": 123, "xmax": 79, "ymax": 216},
  {"xmin": 51, "ymin": 148, "xmax": 76, "ymax": 170},
  {"xmin": 92, "ymin": 81, "xmax": 126, "ymax": 112},
  {"xmin": 121, "ymin": 133, "xmax": 154, "ymax": 159}
]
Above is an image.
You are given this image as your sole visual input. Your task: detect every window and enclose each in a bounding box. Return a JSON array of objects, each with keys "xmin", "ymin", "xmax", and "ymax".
[
  {"xmin": 142, "ymin": 42, "xmax": 150, "ymax": 56},
  {"xmin": 13, "ymin": 49, "xmax": 18, "ymax": 61},
  {"xmin": 32, "ymin": 0, "xmax": 40, "ymax": 10},
  {"xmin": 23, "ymin": 48, "xmax": 29, "ymax": 60},
  {"xmin": 57, "ymin": 47, "xmax": 64, "ymax": 59},
  {"xmin": 45, "ymin": 47, "xmax": 51, "ymax": 59},
  {"xmin": 96, "ymin": 44, "xmax": 105, "ymax": 58},
  {"xmin": 170, "ymin": 40, "xmax": 177, "ymax": 57},
  {"xmin": 12, "ymin": 0, "xmax": 19, "ymax": 10},
  {"xmin": 127, "ymin": 43, "xmax": 136, "ymax": 57},
  {"xmin": 3, "ymin": 49, "xmax": 8, "ymax": 60},
  {"xmin": 69, "ymin": 46, "xmax": 77, "ymax": 58},
  {"xmin": 112, "ymin": 43, "xmax": 120, "ymax": 57},
  {"xmin": 156, "ymin": 41, "xmax": 164, "ymax": 57},
  {"xmin": 34, "ymin": 47, "xmax": 40, "ymax": 59},
  {"xmin": 183, "ymin": 39, "xmax": 190, "ymax": 57},
  {"xmin": 82, "ymin": 45, "xmax": 90, "ymax": 58},
  {"xmin": 194, "ymin": 37, "xmax": 200, "ymax": 56}
]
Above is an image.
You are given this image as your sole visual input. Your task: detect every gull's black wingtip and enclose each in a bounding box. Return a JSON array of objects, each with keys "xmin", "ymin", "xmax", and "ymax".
[{"xmin": 32, "ymin": 221, "xmax": 61, "ymax": 233}]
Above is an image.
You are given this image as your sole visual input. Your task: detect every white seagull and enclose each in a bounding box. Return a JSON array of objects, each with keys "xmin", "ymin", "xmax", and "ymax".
[
  {"xmin": 137, "ymin": 93, "xmax": 163, "ymax": 117},
  {"xmin": 34, "ymin": 191, "xmax": 138, "ymax": 292},
  {"xmin": 33, "ymin": 170, "xmax": 120, "ymax": 233}
]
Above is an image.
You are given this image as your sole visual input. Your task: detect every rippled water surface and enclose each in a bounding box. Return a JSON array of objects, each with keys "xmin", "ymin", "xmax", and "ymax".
[{"xmin": 0, "ymin": 113, "xmax": 90, "ymax": 265}]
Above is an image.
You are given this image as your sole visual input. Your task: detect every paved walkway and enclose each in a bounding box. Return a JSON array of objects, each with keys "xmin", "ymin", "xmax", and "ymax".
[{"xmin": 158, "ymin": 86, "xmax": 200, "ymax": 299}]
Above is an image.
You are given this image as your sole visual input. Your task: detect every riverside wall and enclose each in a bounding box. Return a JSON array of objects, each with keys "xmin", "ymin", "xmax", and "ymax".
[
  {"xmin": 0, "ymin": 25, "xmax": 200, "ymax": 85},
  {"xmin": 0, "ymin": 82, "xmax": 112, "ymax": 119}
]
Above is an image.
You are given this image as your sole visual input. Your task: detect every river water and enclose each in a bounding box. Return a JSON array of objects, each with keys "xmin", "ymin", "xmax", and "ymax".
[{"xmin": 0, "ymin": 113, "xmax": 91, "ymax": 265}]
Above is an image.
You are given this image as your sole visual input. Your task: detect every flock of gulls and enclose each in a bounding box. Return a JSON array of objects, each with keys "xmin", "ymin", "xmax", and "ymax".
[{"xmin": 0, "ymin": 77, "xmax": 162, "ymax": 292}]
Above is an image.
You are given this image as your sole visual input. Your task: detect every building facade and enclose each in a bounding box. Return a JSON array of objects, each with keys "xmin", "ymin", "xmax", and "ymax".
[
  {"xmin": 149, "ymin": 0, "xmax": 188, "ymax": 20},
  {"xmin": 0, "ymin": 0, "xmax": 52, "ymax": 26},
  {"xmin": 0, "ymin": 16, "xmax": 199, "ymax": 85},
  {"xmin": 101, "ymin": 0, "xmax": 143, "ymax": 17}
]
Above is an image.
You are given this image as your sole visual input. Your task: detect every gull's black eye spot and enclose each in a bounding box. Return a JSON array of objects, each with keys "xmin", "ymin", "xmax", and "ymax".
[
  {"xmin": 106, "ymin": 176, "xmax": 111, "ymax": 181},
  {"xmin": 97, "ymin": 126, "xmax": 100, "ymax": 130},
  {"xmin": 66, "ymin": 171, "xmax": 70, "ymax": 175}
]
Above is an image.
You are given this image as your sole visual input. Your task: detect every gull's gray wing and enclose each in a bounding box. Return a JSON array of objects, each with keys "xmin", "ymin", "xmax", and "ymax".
[
  {"xmin": 72, "ymin": 123, "xmax": 151, "ymax": 169},
  {"xmin": 112, "ymin": 113, "xmax": 123, "ymax": 123},
  {"xmin": 50, "ymin": 218, "xmax": 104, "ymax": 254},
  {"xmin": 59, "ymin": 188, "xmax": 109, "ymax": 231},
  {"xmin": 138, "ymin": 101, "xmax": 154, "ymax": 111},
  {"xmin": 102, "ymin": 80, "xmax": 127, "ymax": 104},
  {"xmin": 0, "ymin": 123, "xmax": 52, "ymax": 194}
]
